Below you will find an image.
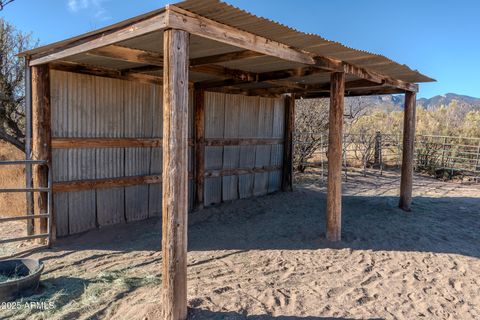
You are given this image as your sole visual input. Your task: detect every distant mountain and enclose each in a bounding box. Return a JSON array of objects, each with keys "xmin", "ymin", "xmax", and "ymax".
[
  {"xmin": 346, "ymin": 93, "xmax": 480, "ymax": 112},
  {"xmin": 417, "ymin": 93, "xmax": 480, "ymax": 109}
]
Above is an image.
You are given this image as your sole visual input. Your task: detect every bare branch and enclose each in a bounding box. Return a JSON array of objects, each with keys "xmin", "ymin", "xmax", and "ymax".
[{"xmin": 0, "ymin": 0, "xmax": 14, "ymax": 11}]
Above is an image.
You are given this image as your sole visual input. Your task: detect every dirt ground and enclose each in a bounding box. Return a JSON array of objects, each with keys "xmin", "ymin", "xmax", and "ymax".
[{"xmin": 1, "ymin": 169, "xmax": 479, "ymax": 320}]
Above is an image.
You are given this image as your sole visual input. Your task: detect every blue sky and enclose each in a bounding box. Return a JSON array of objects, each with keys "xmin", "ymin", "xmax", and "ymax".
[{"xmin": 2, "ymin": 0, "xmax": 480, "ymax": 98}]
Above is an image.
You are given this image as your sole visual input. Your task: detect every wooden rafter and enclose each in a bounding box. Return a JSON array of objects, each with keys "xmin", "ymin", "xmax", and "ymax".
[
  {"xmin": 195, "ymin": 66, "xmax": 330, "ymax": 89},
  {"xmin": 208, "ymin": 79, "xmax": 393, "ymax": 98},
  {"xmin": 190, "ymin": 50, "xmax": 264, "ymax": 66},
  {"xmin": 87, "ymin": 45, "xmax": 163, "ymax": 66}
]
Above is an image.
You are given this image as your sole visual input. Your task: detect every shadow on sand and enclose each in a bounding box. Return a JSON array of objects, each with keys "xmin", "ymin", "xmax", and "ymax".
[
  {"xmin": 49, "ymin": 186, "xmax": 480, "ymax": 258},
  {"xmin": 188, "ymin": 308, "xmax": 383, "ymax": 319}
]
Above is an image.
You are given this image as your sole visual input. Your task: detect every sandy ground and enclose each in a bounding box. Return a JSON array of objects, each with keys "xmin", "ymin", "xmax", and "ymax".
[{"xmin": 1, "ymin": 169, "xmax": 479, "ymax": 320}]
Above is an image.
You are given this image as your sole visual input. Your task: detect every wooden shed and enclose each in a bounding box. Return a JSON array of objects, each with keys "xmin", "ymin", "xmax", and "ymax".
[{"xmin": 19, "ymin": 0, "xmax": 434, "ymax": 318}]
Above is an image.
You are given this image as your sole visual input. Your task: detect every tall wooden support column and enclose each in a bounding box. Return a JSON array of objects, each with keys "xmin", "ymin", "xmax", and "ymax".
[
  {"xmin": 25, "ymin": 57, "xmax": 35, "ymax": 236},
  {"xmin": 162, "ymin": 29, "xmax": 189, "ymax": 320},
  {"xmin": 399, "ymin": 91, "xmax": 416, "ymax": 211},
  {"xmin": 32, "ymin": 64, "xmax": 52, "ymax": 240},
  {"xmin": 194, "ymin": 88, "xmax": 205, "ymax": 209},
  {"xmin": 326, "ymin": 72, "xmax": 345, "ymax": 242},
  {"xmin": 282, "ymin": 94, "xmax": 295, "ymax": 191}
]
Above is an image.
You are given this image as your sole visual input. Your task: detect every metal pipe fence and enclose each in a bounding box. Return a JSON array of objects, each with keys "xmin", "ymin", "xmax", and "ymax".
[
  {"xmin": 294, "ymin": 132, "xmax": 480, "ymax": 182},
  {"xmin": 0, "ymin": 159, "xmax": 53, "ymax": 258}
]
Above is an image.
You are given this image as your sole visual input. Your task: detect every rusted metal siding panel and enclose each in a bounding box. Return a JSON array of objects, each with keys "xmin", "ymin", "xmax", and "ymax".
[
  {"xmin": 254, "ymin": 97, "xmax": 274, "ymax": 196},
  {"xmin": 50, "ymin": 70, "xmax": 70, "ymax": 236},
  {"xmin": 268, "ymin": 98, "xmax": 285, "ymax": 193},
  {"xmin": 237, "ymin": 95, "xmax": 258, "ymax": 199},
  {"xmin": 222, "ymin": 94, "xmax": 241, "ymax": 201},
  {"xmin": 149, "ymin": 84, "xmax": 163, "ymax": 218},
  {"xmin": 95, "ymin": 76, "xmax": 125, "ymax": 226},
  {"xmin": 66, "ymin": 72, "xmax": 97, "ymax": 235},
  {"xmin": 124, "ymin": 81, "xmax": 153, "ymax": 222},
  {"xmin": 51, "ymin": 72, "xmax": 167, "ymax": 235},
  {"xmin": 204, "ymin": 92, "xmax": 225, "ymax": 205},
  {"xmin": 203, "ymin": 92, "xmax": 284, "ymax": 204}
]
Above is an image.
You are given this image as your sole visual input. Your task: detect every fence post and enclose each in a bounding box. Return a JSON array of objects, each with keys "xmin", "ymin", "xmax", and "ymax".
[
  {"xmin": 343, "ymin": 134, "xmax": 348, "ymax": 181},
  {"xmin": 440, "ymin": 136, "xmax": 447, "ymax": 169},
  {"xmin": 374, "ymin": 131, "xmax": 381, "ymax": 167},
  {"xmin": 379, "ymin": 132, "xmax": 383, "ymax": 176},
  {"xmin": 476, "ymin": 141, "xmax": 480, "ymax": 180},
  {"xmin": 320, "ymin": 134, "xmax": 324, "ymax": 180}
]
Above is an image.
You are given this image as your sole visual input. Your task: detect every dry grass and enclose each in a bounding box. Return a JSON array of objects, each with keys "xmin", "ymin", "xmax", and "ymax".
[{"xmin": 0, "ymin": 141, "xmax": 26, "ymax": 218}]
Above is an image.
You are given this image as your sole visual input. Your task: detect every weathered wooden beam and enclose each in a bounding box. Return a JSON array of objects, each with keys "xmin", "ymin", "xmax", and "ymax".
[
  {"xmin": 50, "ymin": 61, "xmax": 162, "ymax": 84},
  {"xmin": 162, "ymin": 28, "xmax": 189, "ymax": 320},
  {"xmin": 190, "ymin": 50, "xmax": 264, "ymax": 66},
  {"xmin": 51, "ymin": 137, "xmax": 281, "ymax": 149},
  {"xmin": 191, "ymin": 64, "xmax": 256, "ymax": 81},
  {"xmin": 399, "ymin": 91, "xmax": 416, "ymax": 211},
  {"xmin": 301, "ymin": 86, "xmax": 405, "ymax": 99},
  {"xmin": 87, "ymin": 45, "xmax": 163, "ymax": 66},
  {"xmin": 194, "ymin": 88, "xmax": 205, "ymax": 209},
  {"xmin": 326, "ymin": 72, "xmax": 344, "ymax": 242},
  {"xmin": 282, "ymin": 94, "xmax": 295, "ymax": 192},
  {"xmin": 53, "ymin": 175, "xmax": 162, "ymax": 192},
  {"xmin": 196, "ymin": 67, "xmax": 329, "ymax": 90},
  {"xmin": 205, "ymin": 138, "xmax": 283, "ymax": 146},
  {"xmin": 167, "ymin": 5, "xmax": 417, "ymax": 92},
  {"xmin": 32, "ymin": 64, "xmax": 52, "ymax": 242},
  {"xmin": 205, "ymin": 166, "xmax": 282, "ymax": 178},
  {"xmin": 52, "ymin": 138, "xmax": 163, "ymax": 148},
  {"xmin": 167, "ymin": 5, "xmax": 316, "ymax": 64},
  {"xmin": 30, "ymin": 11, "xmax": 167, "ymax": 66}
]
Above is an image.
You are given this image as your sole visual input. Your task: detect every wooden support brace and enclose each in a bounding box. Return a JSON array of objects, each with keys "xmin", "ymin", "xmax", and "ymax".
[
  {"xmin": 399, "ymin": 91, "xmax": 416, "ymax": 211},
  {"xmin": 162, "ymin": 28, "xmax": 189, "ymax": 320},
  {"xmin": 282, "ymin": 94, "xmax": 295, "ymax": 191},
  {"xmin": 32, "ymin": 64, "xmax": 53, "ymax": 241},
  {"xmin": 194, "ymin": 88, "xmax": 205, "ymax": 209},
  {"xmin": 326, "ymin": 72, "xmax": 345, "ymax": 242}
]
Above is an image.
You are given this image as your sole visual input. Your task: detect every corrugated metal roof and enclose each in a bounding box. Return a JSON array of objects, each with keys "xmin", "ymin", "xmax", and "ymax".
[
  {"xmin": 20, "ymin": 0, "xmax": 434, "ymax": 85},
  {"xmin": 174, "ymin": 0, "xmax": 433, "ymax": 83}
]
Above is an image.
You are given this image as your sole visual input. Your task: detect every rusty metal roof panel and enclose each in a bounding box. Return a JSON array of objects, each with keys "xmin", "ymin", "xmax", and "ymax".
[
  {"xmin": 174, "ymin": 0, "xmax": 434, "ymax": 83},
  {"xmin": 20, "ymin": 0, "xmax": 434, "ymax": 84}
]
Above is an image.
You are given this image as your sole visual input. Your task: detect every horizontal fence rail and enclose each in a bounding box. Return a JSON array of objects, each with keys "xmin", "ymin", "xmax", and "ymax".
[{"xmin": 294, "ymin": 132, "xmax": 480, "ymax": 181}]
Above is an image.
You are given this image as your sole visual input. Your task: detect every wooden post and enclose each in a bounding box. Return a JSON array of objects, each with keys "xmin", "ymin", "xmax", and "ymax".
[
  {"xmin": 162, "ymin": 28, "xmax": 189, "ymax": 320},
  {"xmin": 31, "ymin": 64, "xmax": 52, "ymax": 240},
  {"xmin": 24, "ymin": 57, "xmax": 35, "ymax": 236},
  {"xmin": 282, "ymin": 94, "xmax": 295, "ymax": 191},
  {"xmin": 194, "ymin": 88, "xmax": 205, "ymax": 208},
  {"xmin": 399, "ymin": 91, "xmax": 416, "ymax": 211},
  {"xmin": 326, "ymin": 72, "xmax": 344, "ymax": 242}
]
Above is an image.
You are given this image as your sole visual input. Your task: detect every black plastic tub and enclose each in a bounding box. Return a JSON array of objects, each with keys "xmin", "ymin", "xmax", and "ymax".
[{"xmin": 0, "ymin": 259, "xmax": 44, "ymax": 301}]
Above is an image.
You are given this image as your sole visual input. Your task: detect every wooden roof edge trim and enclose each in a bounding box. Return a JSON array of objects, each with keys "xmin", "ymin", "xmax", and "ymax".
[
  {"xmin": 166, "ymin": 5, "xmax": 420, "ymax": 92},
  {"xmin": 28, "ymin": 11, "xmax": 168, "ymax": 66}
]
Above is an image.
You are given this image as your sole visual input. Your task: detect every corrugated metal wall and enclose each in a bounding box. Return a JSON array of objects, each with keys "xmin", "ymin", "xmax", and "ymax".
[
  {"xmin": 51, "ymin": 71, "xmax": 284, "ymax": 236},
  {"xmin": 203, "ymin": 92, "xmax": 285, "ymax": 206}
]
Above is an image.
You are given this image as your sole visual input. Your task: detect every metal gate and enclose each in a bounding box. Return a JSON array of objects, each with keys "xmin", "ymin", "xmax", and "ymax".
[{"xmin": 0, "ymin": 159, "xmax": 52, "ymax": 259}]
